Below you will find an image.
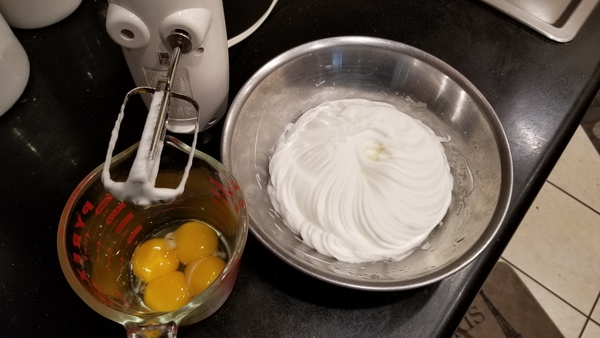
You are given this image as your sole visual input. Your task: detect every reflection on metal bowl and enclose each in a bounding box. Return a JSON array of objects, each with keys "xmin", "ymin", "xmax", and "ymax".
[{"xmin": 221, "ymin": 36, "xmax": 513, "ymax": 291}]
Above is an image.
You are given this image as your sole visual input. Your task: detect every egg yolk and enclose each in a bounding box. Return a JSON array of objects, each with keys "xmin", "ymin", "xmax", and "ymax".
[
  {"xmin": 131, "ymin": 238, "xmax": 179, "ymax": 283},
  {"xmin": 143, "ymin": 271, "xmax": 191, "ymax": 312},
  {"xmin": 174, "ymin": 221, "xmax": 219, "ymax": 264},
  {"xmin": 185, "ymin": 256, "xmax": 226, "ymax": 297}
]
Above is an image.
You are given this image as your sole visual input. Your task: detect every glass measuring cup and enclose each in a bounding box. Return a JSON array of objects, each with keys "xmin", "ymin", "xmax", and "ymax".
[{"xmin": 57, "ymin": 136, "xmax": 247, "ymax": 337}]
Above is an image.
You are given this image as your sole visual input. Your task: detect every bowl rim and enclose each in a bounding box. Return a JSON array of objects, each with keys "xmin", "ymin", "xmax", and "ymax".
[{"xmin": 221, "ymin": 36, "xmax": 513, "ymax": 291}]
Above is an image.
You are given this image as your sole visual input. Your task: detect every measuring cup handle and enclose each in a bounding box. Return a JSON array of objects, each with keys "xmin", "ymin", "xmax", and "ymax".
[{"xmin": 125, "ymin": 321, "xmax": 178, "ymax": 338}]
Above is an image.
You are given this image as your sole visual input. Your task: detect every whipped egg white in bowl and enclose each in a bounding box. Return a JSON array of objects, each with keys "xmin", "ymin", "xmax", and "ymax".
[{"xmin": 221, "ymin": 36, "xmax": 513, "ymax": 291}]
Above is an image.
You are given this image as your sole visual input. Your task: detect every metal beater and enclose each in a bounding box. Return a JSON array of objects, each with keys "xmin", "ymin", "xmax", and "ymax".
[{"xmin": 101, "ymin": 30, "xmax": 201, "ymax": 207}]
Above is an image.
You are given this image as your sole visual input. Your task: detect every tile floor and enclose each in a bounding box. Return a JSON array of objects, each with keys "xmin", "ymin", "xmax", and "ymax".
[
  {"xmin": 581, "ymin": 93, "xmax": 600, "ymax": 153},
  {"xmin": 499, "ymin": 111, "xmax": 600, "ymax": 338}
]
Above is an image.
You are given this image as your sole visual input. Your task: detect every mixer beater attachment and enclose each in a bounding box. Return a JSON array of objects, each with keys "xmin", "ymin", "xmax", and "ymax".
[{"xmin": 101, "ymin": 31, "xmax": 201, "ymax": 207}]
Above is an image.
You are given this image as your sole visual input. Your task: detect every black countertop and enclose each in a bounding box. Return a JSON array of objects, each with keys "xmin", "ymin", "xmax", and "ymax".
[{"xmin": 1, "ymin": 0, "xmax": 599, "ymax": 337}]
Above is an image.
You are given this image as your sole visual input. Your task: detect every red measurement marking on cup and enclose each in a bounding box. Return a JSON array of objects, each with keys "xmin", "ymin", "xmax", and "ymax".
[
  {"xmin": 77, "ymin": 268, "xmax": 89, "ymax": 283},
  {"xmin": 210, "ymin": 177, "xmax": 225, "ymax": 195},
  {"xmin": 208, "ymin": 195, "xmax": 228, "ymax": 227},
  {"xmin": 83, "ymin": 233, "xmax": 90, "ymax": 256},
  {"xmin": 210, "ymin": 177, "xmax": 235, "ymax": 198},
  {"xmin": 72, "ymin": 252, "xmax": 83, "ymax": 265},
  {"xmin": 106, "ymin": 201, "xmax": 126, "ymax": 225},
  {"xmin": 75, "ymin": 213, "xmax": 85, "ymax": 229},
  {"xmin": 81, "ymin": 200, "xmax": 94, "ymax": 215},
  {"xmin": 211, "ymin": 186, "xmax": 223, "ymax": 200},
  {"xmin": 92, "ymin": 282, "xmax": 102, "ymax": 293},
  {"xmin": 115, "ymin": 212, "xmax": 134, "ymax": 234},
  {"xmin": 127, "ymin": 225, "xmax": 143, "ymax": 244},
  {"xmin": 71, "ymin": 253, "xmax": 88, "ymax": 264},
  {"xmin": 72, "ymin": 233, "xmax": 82, "ymax": 249},
  {"xmin": 94, "ymin": 240, "xmax": 104, "ymax": 263},
  {"xmin": 235, "ymin": 198, "xmax": 244, "ymax": 213},
  {"xmin": 96, "ymin": 194, "xmax": 113, "ymax": 215}
]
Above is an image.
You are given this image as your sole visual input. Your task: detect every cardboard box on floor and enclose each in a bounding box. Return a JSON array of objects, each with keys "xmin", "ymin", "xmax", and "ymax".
[{"xmin": 454, "ymin": 262, "xmax": 564, "ymax": 338}]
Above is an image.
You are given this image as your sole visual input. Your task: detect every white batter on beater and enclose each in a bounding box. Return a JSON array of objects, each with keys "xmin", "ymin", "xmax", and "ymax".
[
  {"xmin": 102, "ymin": 90, "xmax": 196, "ymax": 207},
  {"xmin": 267, "ymin": 99, "xmax": 453, "ymax": 263}
]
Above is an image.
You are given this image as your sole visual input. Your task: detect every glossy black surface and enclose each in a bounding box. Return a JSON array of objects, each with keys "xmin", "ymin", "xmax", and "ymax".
[{"xmin": 1, "ymin": 0, "xmax": 599, "ymax": 337}]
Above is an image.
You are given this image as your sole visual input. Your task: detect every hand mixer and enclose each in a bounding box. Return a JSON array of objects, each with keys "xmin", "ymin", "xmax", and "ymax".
[
  {"xmin": 101, "ymin": 0, "xmax": 229, "ymax": 207},
  {"xmin": 101, "ymin": 0, "xmax": 277, "ymax": 207}
]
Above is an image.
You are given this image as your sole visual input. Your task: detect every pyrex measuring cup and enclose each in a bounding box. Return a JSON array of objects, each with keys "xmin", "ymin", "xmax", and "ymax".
[{"xmin": 57, "ymin": 136, "xmax": 247, "ymax": 337}]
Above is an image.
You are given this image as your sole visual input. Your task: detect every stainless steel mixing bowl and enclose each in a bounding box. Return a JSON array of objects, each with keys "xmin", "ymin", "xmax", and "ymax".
[{"xmin": 222, "ymin": 36, "xmax": 513, "ymax": 290}]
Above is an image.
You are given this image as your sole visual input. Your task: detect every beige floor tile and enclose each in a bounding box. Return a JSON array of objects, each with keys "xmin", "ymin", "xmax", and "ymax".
[
  {"xmin": 499, "ymin": 259, "xmax": 587, "ymax": 338},
  {"xmin": 547, "ymin": 126, "xmax": 600, "ymax": 213},
  {"xmin": 582, "ymin": 321, "xmax": 600, "ymax": 338},
  {"xmin": 502, "ymin": 182, "xmax": 600, "ymax": 314},
  {"xmin": 592, "ymin": 300, "xmax": 600, "ymax": 323}
]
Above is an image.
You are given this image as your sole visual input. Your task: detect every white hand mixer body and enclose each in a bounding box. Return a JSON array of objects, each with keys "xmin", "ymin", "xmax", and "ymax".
[
  {"xmin": 102, "ymin": 0, "xmax": 229, "ymax": 207},
  {"xmin": 106, "ymin": 0, "xmax": 229, "ymax": 133}
]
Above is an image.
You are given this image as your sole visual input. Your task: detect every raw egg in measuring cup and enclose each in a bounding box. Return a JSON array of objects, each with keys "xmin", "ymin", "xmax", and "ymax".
[
  {"xmin": 130, "ymin": 221, "xmax": 228, "ymax": 312},
  {"xmin": 131, "ymin": 238, "xmax": 179, "ymax": 283},
  {"xmin": 186, "ymin": 256, "xmax": 227, "ymax": 297},
  {"xmin": 144, "ymin": 271, "xmax": 191, "ymax": 312},
  {"xmin": 170, "ymin": 221, "xmax": 219, "ymax": 264}
]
